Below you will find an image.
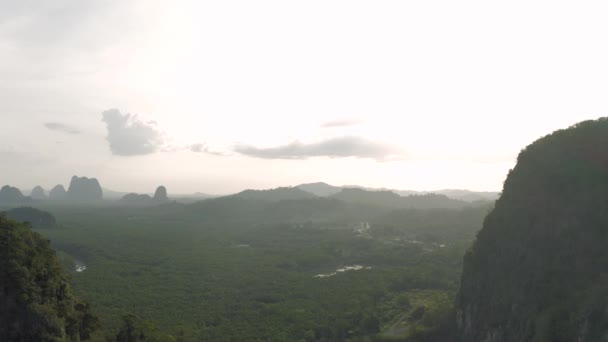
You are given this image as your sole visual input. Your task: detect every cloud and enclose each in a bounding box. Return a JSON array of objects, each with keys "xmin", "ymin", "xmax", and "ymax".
[
  {"xmin": 101, "ymin": 109, "xmax": 165, "ymax": 156},
  {"xmin": 234, "ymin": 136, "xmax": 404, "ymax": 161},
  {"xmin": 44, "ymin": 122, "xmax": 80, "ymax": 134},
  {"xmin": 189, "ymin": 143, "xmax": 226, "ymax": 156},
  {"xmin": 321, "ymin": 119, "xmax": 362, "ymax": 128},
  {"xmin": 190, "ymin": 143, "xmax": 205, "ymax": 153}
]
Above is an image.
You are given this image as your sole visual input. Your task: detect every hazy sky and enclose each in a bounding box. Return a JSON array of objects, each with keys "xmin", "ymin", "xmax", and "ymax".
[{"xmin": 1, "ymin": 1, "xmax": 607, "ymax": 194}]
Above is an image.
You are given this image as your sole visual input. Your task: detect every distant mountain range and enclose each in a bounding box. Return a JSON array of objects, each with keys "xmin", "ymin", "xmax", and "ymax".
[
  {"xmin": 229, "ymin": 184, "xmax": 490, "ymax": 212},
  {"xmin": 103, "ymin": 188, "xmax": 214, "ymax": 201},
  {"xmin": 1, "ymin": 179, "xmax": 498, "ymax": 207},
  {"xmin": 296, "ymin": 182, "xmax": 500, "ymax": 202},
  {"xmin": 331, "ymin": 188, "xmax": 469, "ymax": 209},
  {"xmin": 178, "ymin": 184, "xmax": 494, "ymax": 226},
  {"xmin": 235, "ymin": 187, "xmax": 317, "ymax": 201}
]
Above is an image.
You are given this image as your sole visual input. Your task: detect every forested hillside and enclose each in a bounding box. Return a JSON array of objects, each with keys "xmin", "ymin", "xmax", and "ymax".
[
  {"xmin": 3, "ymin": 207, "xmax": 57, "ymax": 229},
  {"xmin": 0, "ymin": 215, "xmax": 97, "ymax": 341},
  {"xmin": 331, "ymin": 188, "xmax": 469, "ymax": 210}
]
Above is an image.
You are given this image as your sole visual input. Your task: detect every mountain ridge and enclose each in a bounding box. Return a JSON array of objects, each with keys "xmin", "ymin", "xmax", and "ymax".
[{"xmin": 296, "ymin": 182, "xmax": 499, "ymax": 202}]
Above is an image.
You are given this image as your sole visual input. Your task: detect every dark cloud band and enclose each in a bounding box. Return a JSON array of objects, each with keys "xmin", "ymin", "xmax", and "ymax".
[
  {"xmin": 321, "ymin": 119, "xmax": 362, "ymax": 128},
  {"xmin": 44, "ymin": 122, "xmax": 80, "ymax": 134},
  {"xmin": 234, "ymin": 136, "xmax": 403, "ymax": 161}
]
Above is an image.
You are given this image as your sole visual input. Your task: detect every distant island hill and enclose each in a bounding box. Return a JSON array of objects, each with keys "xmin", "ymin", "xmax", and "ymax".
[{"xmin": 0, "ymin": 176, "xmax": 171, "ymax": 205}]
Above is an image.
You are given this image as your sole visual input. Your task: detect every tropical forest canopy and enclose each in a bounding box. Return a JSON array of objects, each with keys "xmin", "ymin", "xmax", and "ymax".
[{"xmin": 1, "ymin": 183, "xmax": 493, "ymax": 341}]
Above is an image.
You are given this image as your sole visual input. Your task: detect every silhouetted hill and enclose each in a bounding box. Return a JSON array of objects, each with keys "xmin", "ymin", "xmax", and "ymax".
[
  {"xmin": 456, "ymin": 118, "xmax": 608, "ymax": 342},
  {"xmin": 120, "ymin": 193, "xmax": 153, "ymax": 205},
  {"xmin": 30, "ymin": 185, "xmax": 47, "ymax": 200},
  {"xmin": 331, "ymin": 188, "xmax": 403, "ymax": 208},
  {"xmin": 0, "ymin": 185, "xmax": 29, "ymax": 205},
  {"xmin": 67, "ymin": 176, "xmax": 103, "ymax": 201},
  {"xmin": 235, "ymin": 187, "xmax": 317, "ymax": 202},
  {"xmin": 49, "ymin": 184, "xmax": 67, "ymax": 200},
  {"xmin": 296, "ymin": 182, "xmax": 498, "ymax": 202},
  {"xmin": 422, "ymin": 189, "xmax": 499, "ymax": 202},
  {"xmin": 153, "ymin": 186, "xmax": 169, "ymax": 202},
  {"xmin": 331, "ymin": 188, "xmax": 470, "ymax": 209},
  {"xmin": 296, "ymin": 182, "xmax": 342, "ymax": 197},
  {"xmin": 185, "ymin": 187, "xmax": 474, "ymax": 225},
  {"xmin": 4, "ymin": 207, "xmax": 57, "ymax": 229},
  {"xmin": 185, "ymin": 196, "xmax": 383, "ymax": 223}
]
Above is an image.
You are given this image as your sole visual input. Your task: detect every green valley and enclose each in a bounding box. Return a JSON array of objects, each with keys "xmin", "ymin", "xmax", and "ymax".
[{"xmin": 18, "ymin": 194, "xmax": 490, "ymax": 341}]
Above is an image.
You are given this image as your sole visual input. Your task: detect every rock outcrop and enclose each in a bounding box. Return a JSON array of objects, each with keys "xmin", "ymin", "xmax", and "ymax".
[
  {"xmin": 49, "ymin": 184, "xmax": 67, "ymax": 200},
  {"xmin": 153, "ymin": 186, "xmax": 169, "ymax": 202},
  {"xmin": 456, "ymin": 118, "xmax": 608, "ymax": 342},
  {"xmin": 30, "ymin": 186, "xmax": 47, "ymax": 200},
  {"xmin": 67, "ymin": 176, "xmax": 103, "ymax": 201}
]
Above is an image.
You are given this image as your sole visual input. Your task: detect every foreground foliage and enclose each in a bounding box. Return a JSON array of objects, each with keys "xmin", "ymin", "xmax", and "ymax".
[{"xmin": 0, "ymin": 215, "xmax": 97, "ymax": 341}]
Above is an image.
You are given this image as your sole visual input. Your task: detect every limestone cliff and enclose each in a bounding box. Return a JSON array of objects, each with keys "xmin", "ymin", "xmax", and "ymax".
[
  {"xmin": 67, "ymin": 176, "xmax": 103, "ymax": 201},
  {"xmin": 456, "ymin": 118, "xmax": 608, "ymax": 341}
]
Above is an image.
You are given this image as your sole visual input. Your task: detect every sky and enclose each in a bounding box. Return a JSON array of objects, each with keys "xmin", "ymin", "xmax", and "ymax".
[{"xmin": 1, "ymin": 0, "xmax": 607, "ymax": 195}]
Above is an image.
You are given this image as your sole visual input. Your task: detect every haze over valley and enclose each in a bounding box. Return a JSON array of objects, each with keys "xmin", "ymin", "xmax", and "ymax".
[{"xmin": 2, "ymin": 1, "xmax": 608, "ymax": 341}]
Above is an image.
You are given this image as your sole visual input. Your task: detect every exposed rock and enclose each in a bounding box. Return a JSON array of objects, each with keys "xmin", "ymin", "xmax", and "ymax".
[
  {"xmin": 30, "ymin": 185, "xmax": 47, "ymax": 200},
  {"xmin": 67, "ymin": 176, "xmax": 103, "ymax": 201},
  {"xmin": 153, "ymin": 186, "xmax": 169, "ymax": 202},
  {"xmin": 49, "ymin": 184, "xmax": 67, "ymax": 200},
  {"xmin": 456, "ymin": 118, "xmax": 608, "ymax": 342}
]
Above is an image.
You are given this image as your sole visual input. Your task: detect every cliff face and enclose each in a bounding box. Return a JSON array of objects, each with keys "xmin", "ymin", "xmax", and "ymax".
[
  {"xmin": 67, "ymin": 176, "xmax": 103, "ymax": 201},
  {"xmin": 456, "ymin": 118, "xmax": 608, "ymax": 342}
]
